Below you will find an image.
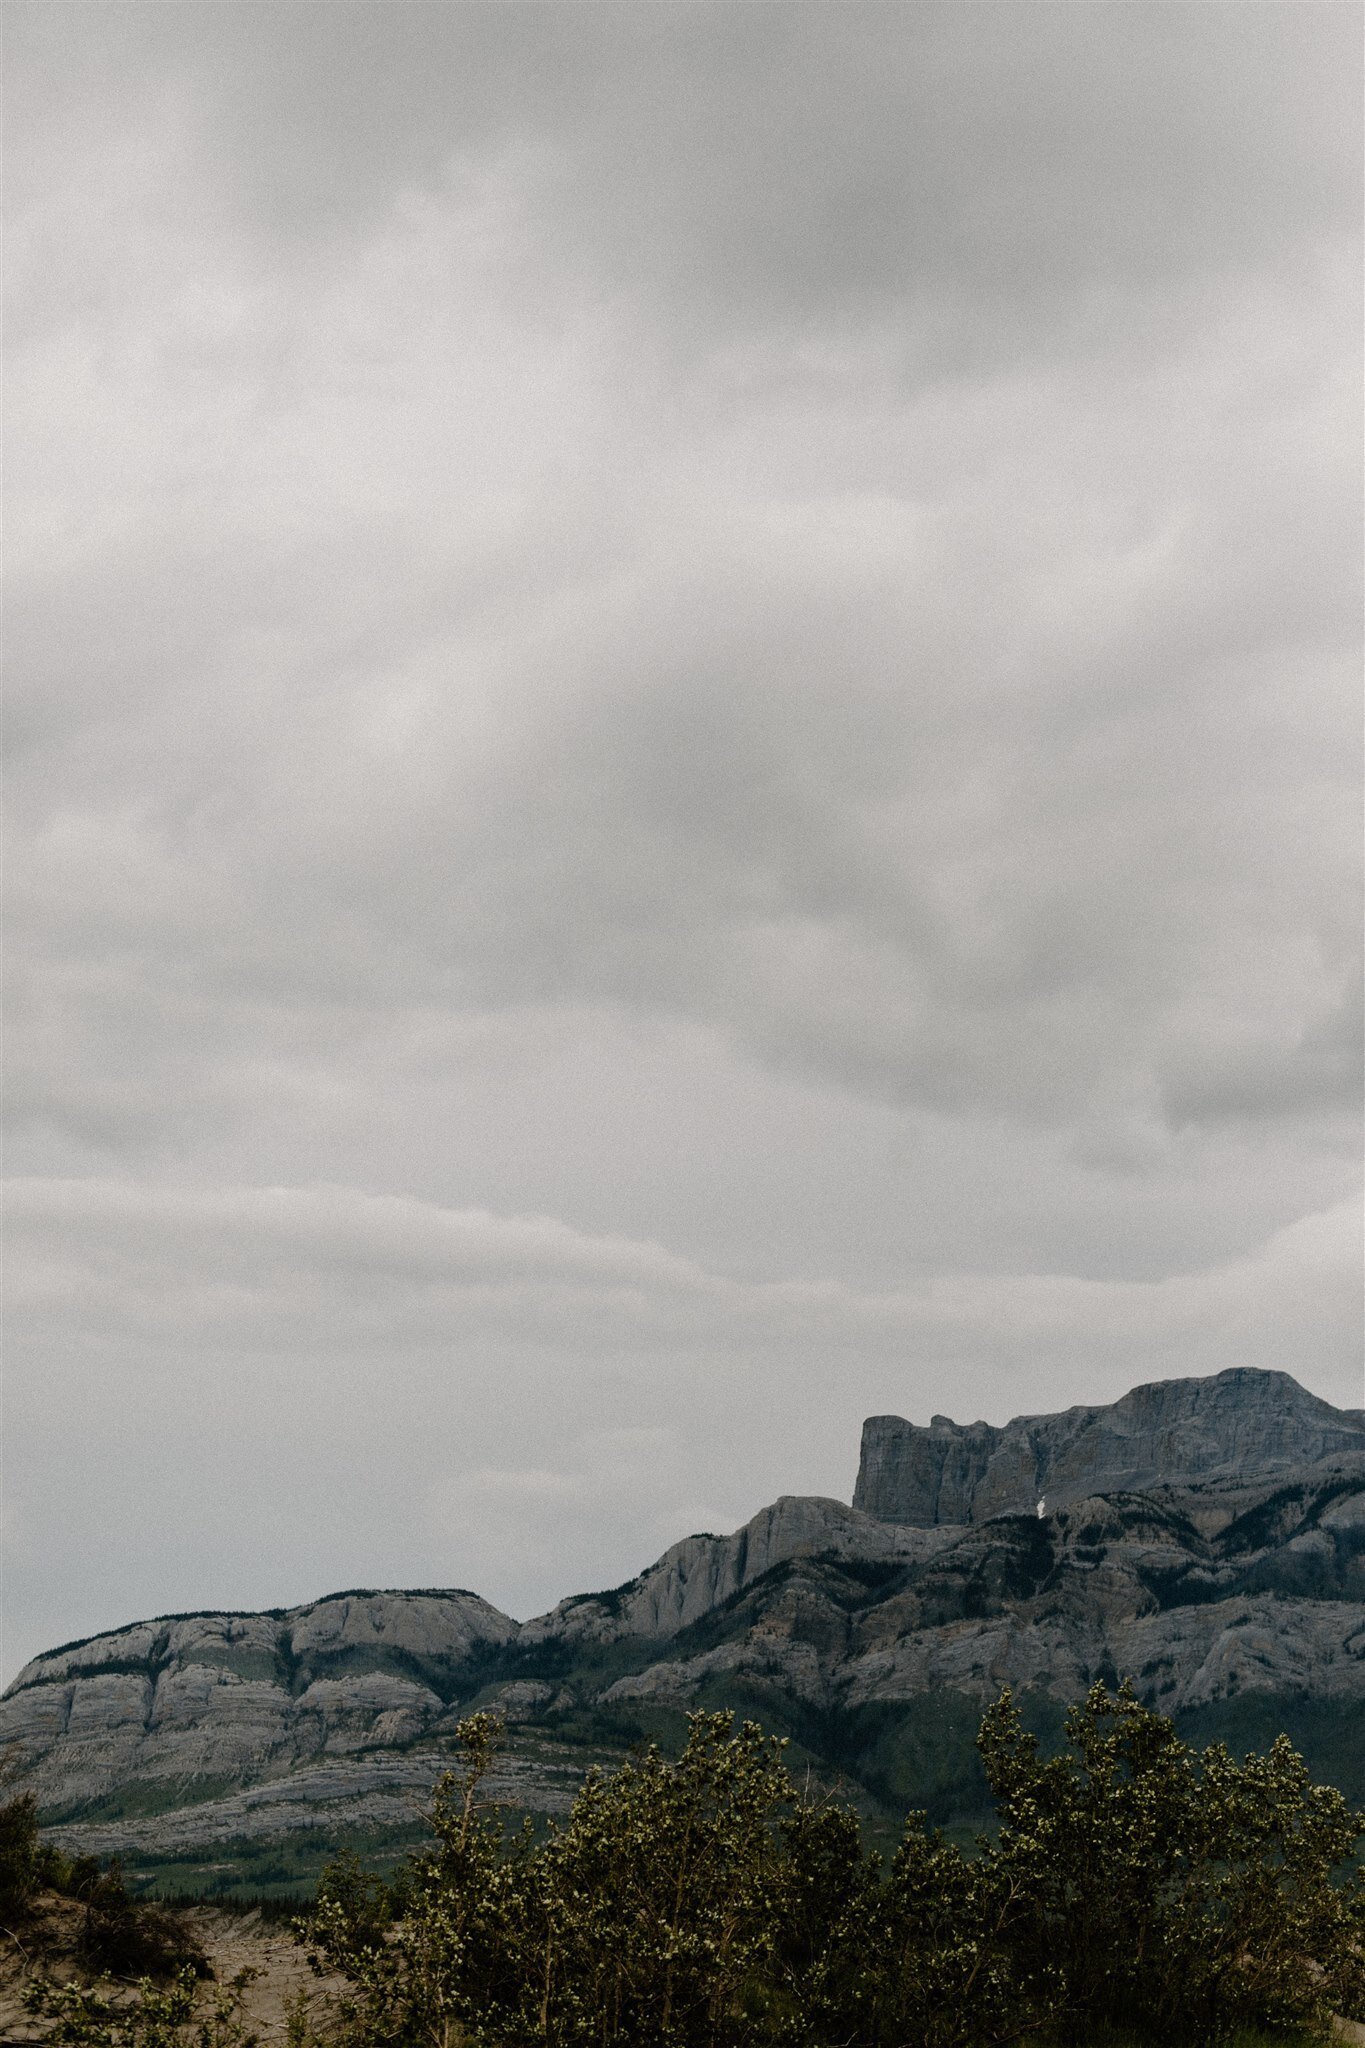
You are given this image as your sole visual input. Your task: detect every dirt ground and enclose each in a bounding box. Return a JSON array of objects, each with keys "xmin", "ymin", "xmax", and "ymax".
[
  {"xmin": 180, "ymin": 1907, "xmax": 343, "ymax": 2044},
  {"xmin": 0, "ymin": 1894, "xmax": 343, "ymax": 2044}
]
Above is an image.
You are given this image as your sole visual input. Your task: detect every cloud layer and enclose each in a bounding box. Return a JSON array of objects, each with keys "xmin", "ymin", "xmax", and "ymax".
[
  {"xmin": 7, "ymin": 1175, "xmax": 1360, "ymax": 1651},
  {"xmin": 3, "ymin": 4, "xmax": 1360, "ymax": 1678}
]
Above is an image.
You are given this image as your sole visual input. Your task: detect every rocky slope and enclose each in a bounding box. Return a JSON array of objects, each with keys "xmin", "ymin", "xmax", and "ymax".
[
  {"xmin": 3, "ymin": 1590, "xmax": 517, "ymax": 1813},
  {"xmin": 3, "ymin": 1368, "xmax": 1362, "ymax": 1877}
]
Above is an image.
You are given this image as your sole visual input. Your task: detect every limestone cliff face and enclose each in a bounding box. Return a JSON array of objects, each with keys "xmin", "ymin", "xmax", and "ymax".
[
  {"xmin": 520, "ymin": 1496, "xmax": 959, "ymax": 1649},
  {"xmin": 0, "ymin": 1591, "xmax": 516, "ymax": 1813},
  {"xmin": 853, "ymin": 1368, "xmax": 1365, "ymax": 1525},
  {"xmin": 598, "ymin": 1461, "xmax": 1365, "ymax": 1717},
  {"xmin": 3, "ymin": 1369, "xmax": 1362, "ymax": 1864}
]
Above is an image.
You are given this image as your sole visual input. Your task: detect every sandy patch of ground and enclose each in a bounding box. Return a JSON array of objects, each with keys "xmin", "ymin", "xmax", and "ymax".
[
  {"xmin": 1, "ymin": 1894, "xmax": 91, "ymax": 2043},
  {"xmin": 187, "ymin": 1909, "xmax": 343, "ymax": 2043},
  {"xmin": 0, "ymin": 1896, "xmax": 342, "ymax": 2045}
]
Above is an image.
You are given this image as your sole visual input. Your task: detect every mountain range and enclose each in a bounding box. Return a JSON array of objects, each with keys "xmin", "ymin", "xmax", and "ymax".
[{"xmin": 4, "ymin": 1366, "xmax": 1362, "ymax": 1893}]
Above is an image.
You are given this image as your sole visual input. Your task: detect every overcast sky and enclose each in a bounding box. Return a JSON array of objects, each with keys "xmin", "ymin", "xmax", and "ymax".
[{"xmin": 4, "ymin": 3, "xmax": 1362, "ymax": 1683}]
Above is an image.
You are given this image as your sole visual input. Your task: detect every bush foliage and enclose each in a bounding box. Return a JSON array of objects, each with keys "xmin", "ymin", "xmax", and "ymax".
[
  {"xmin": 302, "ymin": 1684, "xmax": 1364, "ymax": 2047},
  {"xmin": 0, "ymin": 1789, "xmax": 45, "ymax": 1923},
  {"xmin": 6, "ymin": 1683, "xmax": 1362, "ymax": 2046},
  {"xmin": 23, "ymin": 1967, "xmax": 261, "ymax": 2048},
  {"xmin": 0, "ymin": 1786, "xmax": 207, "ymax": 1990}
]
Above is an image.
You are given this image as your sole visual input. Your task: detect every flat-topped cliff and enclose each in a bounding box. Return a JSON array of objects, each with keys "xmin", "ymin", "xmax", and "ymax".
[
  {"xmin": 2, "ymin": 1589, "xmax": 519, "ymax": 1815},
  {"xmin": 853, "ymin": 1367, "xmax": 1365, "ymax": 1525}
]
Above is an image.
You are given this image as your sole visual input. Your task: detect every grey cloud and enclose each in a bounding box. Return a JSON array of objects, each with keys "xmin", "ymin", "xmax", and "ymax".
[
  {"xmin": 10, "ymin": 285, "xmax": 1358, "ymax": 1137},
  {"xmin": 8, "ymin": 1175, "xmax": 1360, "ymax": 1369},
  {"xmin": 2, "ymin": 3, "xmax": 1360, "ymax": 1681},
  {"xmin": 1159, "ymin": 976, "xmax": 1365, "ymax": 1129},
  {"xmin": 4, "ymin": 1171, "xmax": 1360, "ymax": 1677},
  {"xmin": 10, "ymin": 4, "xmax": 1357, "ymax": 355}
]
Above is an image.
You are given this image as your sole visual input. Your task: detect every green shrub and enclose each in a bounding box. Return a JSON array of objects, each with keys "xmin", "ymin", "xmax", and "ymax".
[
  {"xmin": 313, "ymin": 1850, "xmax": 393, "ymax": 1952},
  {"xmin": 305, "ymin": 1709, "xmax": 1053, "ymax": 2046},
  {"xmin": 785, "ymin": 1805, "xmax": 1058, "ymax": 2047},
  {"xmin": 24, "ymin": 1964, "xmax": 259, "ymax": 2047},
  {"xmin": 301, "ymin": 1688, "xmax": 1363, "ymax": 2047},
  {"xmin": 78, "ymin": 1859, "xmax": 208, "ymax": 1980},
  {"xmin": 0, "ymin": 1790, "xmax": 44, "ymax": 1922},
  {"xmin": 979, "ymin": 1681, "xmax": 1365, "ymax": 2043}
]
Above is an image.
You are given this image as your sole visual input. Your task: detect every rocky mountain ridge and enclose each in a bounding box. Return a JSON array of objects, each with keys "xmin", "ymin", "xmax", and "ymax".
[
  {"xmin": 4, "ymin": 1368, "xmax": 1362, "ymax": 1880},
  {"xmin": 853, "ymin": 1367, "xmax": 1365, "ymax": 1524}
]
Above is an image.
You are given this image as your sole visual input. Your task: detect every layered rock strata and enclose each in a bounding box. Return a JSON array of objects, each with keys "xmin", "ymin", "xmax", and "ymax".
[
  {"xmin": 853, "ymin": 1368, "xmax": 1365, "ymax": 1525},
  {"xmin": 3, "ymin": 1370, "xmax": 1361, "ymax": 1863},
  {"xmin": 1, "ymin": 1591, "xmax": 516, "ymax": 1816}
]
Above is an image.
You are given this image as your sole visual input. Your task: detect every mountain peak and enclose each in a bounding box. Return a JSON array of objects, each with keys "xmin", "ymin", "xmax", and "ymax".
[{"xmin": 853, "ymin": 1369, "xmax": 1365, "ymax": 1526}]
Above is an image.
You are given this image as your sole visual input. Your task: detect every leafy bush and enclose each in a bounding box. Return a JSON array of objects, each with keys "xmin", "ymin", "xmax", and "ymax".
[
  {"xmin": 0, "ymin": 1789, "xmax": 206, "ymax": 1976},
  {"xmin": 302, "ymin": 1686, "xmax": 1364, "ymax": 2047},
  {"xmin": 0, "ymin": 1790, "xmax": 44, "ymax": 1922},
  {"xmin": 307, "ymin": 1709, "xmax": 806, "ymax": 2045},
  {"xmin": 23, "ymin": 1964, "xmax": 259, "ymax": 2048},
  {"xmin": 783, "ymin": 1801, "xmax": 1058, "ymax": 2048},
  {"xmin": 313, "ymin": 1850, "xmax": 395, "ymax": 1952},
  {"xmin": 303, "ymin": 1708, "xmax": 1058, "ymax": 2044},
  {"xmin": 979, "ymin": 1682, "xmax": 1365, "ymax": 2042},
  {"xmin": 77, "ymin": 1858, "xmax": 209, "ymax": 1979}
]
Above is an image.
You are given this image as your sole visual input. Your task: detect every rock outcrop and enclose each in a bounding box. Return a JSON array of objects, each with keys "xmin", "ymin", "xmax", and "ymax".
[
  {"xmin": 3, "ymin": 1369, "xmax": 1361, "ymax": 1869},
  {"xmin": 853, "ymin": 1368, "xmax": 1365, "ymax": 1525},
  {"xmin": 2, "ymin": 1590, "xmax": 517, "ymax": 1815},
  {"xmin": 521, "ymin": 1495, "xmax": 960, "ymax": 1648},
  {"xmin": 593, "ymin": 1458, "xmax": 1365, "ymax": 1712}
]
